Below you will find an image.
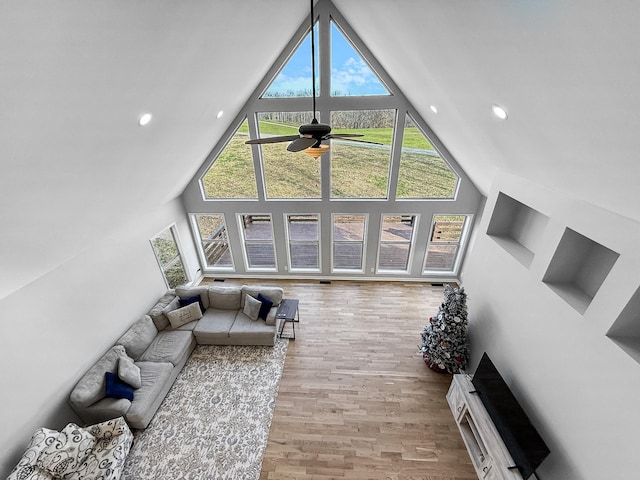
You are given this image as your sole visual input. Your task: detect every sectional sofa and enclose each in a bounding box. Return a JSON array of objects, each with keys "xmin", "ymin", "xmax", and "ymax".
[{"xmin": 69, "ymin": 284, "xmax": 285, "ymax": 430}]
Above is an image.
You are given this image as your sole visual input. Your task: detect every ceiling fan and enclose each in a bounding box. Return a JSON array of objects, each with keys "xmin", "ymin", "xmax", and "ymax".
[{"xmin": 245, "ymin": 0, "xmax": 380, "ymax": 158}]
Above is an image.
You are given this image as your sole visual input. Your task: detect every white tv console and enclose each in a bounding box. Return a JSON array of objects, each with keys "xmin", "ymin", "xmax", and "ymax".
[{"xmin": 447, "ymin": 374, "xmax": 527, "ymax": 480}]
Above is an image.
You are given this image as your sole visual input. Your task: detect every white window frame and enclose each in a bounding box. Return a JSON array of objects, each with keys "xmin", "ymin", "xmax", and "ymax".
[
  {"xmin": 284, "ymin": 213, "xmax": 321, "ymax": 272},
  {"xmin": 237, "ymin": 213, "xmax": 278, "ymax": 272},
  {"xmin": 331, "ymin": 213, "xmax": 368, "ymax": 273},
  {"xmin": 150, "ymin": 223, "xmax": 190, "ymax": 289},
  {"xmin": 376, "ymin": 214, "xmax": 419, "ymax": 274},
  {"xmin": 190, "ymin": 213, "xmax": 235, "ymax": 272}
]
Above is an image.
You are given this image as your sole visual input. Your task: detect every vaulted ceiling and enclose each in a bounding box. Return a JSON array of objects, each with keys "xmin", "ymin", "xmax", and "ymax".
[{"xmin": 2, "ymin": 0, "xmax": 639, "ymax": 298}]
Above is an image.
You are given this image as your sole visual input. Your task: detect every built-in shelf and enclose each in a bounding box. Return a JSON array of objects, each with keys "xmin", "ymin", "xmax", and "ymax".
[
  {"xmin": 607, "ymin": 286, "xmax": 640, "ymax": 364},
  {"xmin": 543, "ymin": 228, "xmax": 619, "ymax": 315},
  {"xmin": 486, "ymin": 192, "xmax": 549, "ymax": 268}
]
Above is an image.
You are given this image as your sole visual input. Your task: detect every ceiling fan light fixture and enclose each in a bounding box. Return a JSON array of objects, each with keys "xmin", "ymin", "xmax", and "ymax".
[{"xmin": 304, "ymin": 144, "xmax": 330, "ymax": 159}]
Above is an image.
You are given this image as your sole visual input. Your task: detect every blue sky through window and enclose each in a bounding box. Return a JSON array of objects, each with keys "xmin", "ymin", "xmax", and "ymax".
[
  {"xmin": 330, "ymin": 22, "xmax": 389, "ymax": 96},
  {"xmin": 263, "ymin": 22, "xmax": 389, "ymax": 97}
]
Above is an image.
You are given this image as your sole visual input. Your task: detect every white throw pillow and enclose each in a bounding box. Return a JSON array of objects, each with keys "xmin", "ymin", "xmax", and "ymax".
[
  {"xmin": 118, "ymin": 356, "xmax": 141, "ymax": 389},
  {"xmin": 166, "ymin": 301, "xmax": 203, "ymax": 329},
  {"xmin": 243, "ymin": 294, "xmax": 261, "ymax": 320}
]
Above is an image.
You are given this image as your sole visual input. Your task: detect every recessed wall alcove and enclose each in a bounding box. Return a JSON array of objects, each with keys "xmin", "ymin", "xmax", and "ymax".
[
  {"xmin": 607, "ymin": 286, "xmax": 640, "ymax": 364},
  {"xmin": 542, "ymin": 228, "xmax": 619, "ymax": 315},
  {"xmin": 486, "ymin": 192, "xmax": 549, "ymax": 268}
]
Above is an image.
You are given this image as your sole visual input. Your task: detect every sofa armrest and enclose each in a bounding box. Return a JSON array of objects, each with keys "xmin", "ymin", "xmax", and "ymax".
[
  {"xmin": 71, "ymin": 397, "xmax": 131, "ymax": 426},
  {"xmin": 86, "ymin": 416, "xmax": 130, "ymax": 439},
  {"xmin": 6, "ymin": 428, "xmax": 58, "ymax": 480}
]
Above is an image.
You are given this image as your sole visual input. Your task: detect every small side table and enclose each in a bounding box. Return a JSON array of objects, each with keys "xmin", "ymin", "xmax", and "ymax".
[{"xmin": 277, "ymin": 298, "xmax": 299, "ymax": 340}]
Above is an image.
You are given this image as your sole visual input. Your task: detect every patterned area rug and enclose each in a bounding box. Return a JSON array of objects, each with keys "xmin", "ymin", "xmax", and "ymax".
[{"xmin": 121, "ymin": 339, "xmax": 288, "ymax": 479}]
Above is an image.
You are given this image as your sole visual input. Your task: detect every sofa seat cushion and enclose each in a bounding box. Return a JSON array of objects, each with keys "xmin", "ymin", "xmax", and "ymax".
[
  {"xmin": 229, "ymin": 311, "xmax": 279, "ymax": 345},
  {"xmin": 116, "ymin": 315, "xmax": 158, "ymax": 360},
  {"xmin": 70, "ymin": 345, "xmax": 127, "ymax": 409},
  {"xmin": 193, "ymin": 308, "xmax": 237, "ymax": 344},
  {"xmin": 137, "ymin": 330, "xmax": 194, "ymax": 366},
  {"xmin": 125, "ymin": 361, "xmax": 173, "ymax": 427}
]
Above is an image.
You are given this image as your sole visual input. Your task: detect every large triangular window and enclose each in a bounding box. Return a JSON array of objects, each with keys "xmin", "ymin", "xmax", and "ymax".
[
  {"xmin": 189, "ymin": 0, "xmax": 479, "ymax": 280},
  {"xmin": 330, "ymin": 21, "xmax": 390, "ymax": 96}
]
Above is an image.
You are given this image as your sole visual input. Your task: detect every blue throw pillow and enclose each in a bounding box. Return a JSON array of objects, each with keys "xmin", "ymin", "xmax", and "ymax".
[
  {"xmin": 179, "ymin": 295, "xmax": 205, "ymax": 313},
  {"xmin": 105, "ymin": 372, "xmax": 134, "ymax": 401},
  {"xmin": 257, "ymin": 293, "xmax": 273, "ymax": 320}
]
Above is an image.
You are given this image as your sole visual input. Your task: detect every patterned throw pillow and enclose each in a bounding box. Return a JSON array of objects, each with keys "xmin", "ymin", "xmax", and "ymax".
[
  {"xmin": 166, "ymin": 301, "xmax": 203, "ymax": 329},
  {"xmin": 37, "ymin": 423, "xmax": 96, "ymax": 478}
]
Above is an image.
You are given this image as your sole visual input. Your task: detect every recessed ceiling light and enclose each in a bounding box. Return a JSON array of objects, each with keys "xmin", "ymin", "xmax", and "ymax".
[
  {"xmin": 138, "ymin": 113, "xmax": 152, "ymax": 126},
  {"xmin": 491, "ymin": 104, "xmax": 508, "ymax": 120},
  {"xmin": 216, "ymin": 110, "xmax": 224, "ymax": 119},
  {"xmin": 430, "ymin": 105, "xmax": 438, "ymax": 114}
]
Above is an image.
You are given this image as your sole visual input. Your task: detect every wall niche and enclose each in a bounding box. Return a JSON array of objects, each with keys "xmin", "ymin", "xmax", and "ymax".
[
  {"xmin": 542, "ymin": 228, "xmax": 619, "ymax": 315},
  {"xmin": 486, "ymin": 192, "xmax": 549, "ymax": 268},
  {"xmin": 607, "ymin": 286, "xmax": 640, "ymax": 364}
]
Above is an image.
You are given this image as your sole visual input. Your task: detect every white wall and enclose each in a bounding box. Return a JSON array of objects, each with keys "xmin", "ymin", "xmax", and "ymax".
[
  {"xmin": 0, "ymin": 198, "xmax": 198, "ymax": 478},
  {"xmin": 462, "ymin": 172, "xmax": 640, "ymax": 480}
]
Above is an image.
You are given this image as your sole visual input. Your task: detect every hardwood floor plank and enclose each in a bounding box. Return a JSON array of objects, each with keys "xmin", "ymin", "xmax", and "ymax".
[{"xmin": 201, "ymin": 279, "xmax": 475, "ymax": 480}]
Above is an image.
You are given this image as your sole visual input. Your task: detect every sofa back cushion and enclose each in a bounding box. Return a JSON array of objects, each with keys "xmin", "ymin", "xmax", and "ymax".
[
  {"xmin": 175, "ymin": 286, "xmax": 210, "ymax": 310},
  {"xmin": 70, "ymin": 345, "xmax": 127, "ymax": 408},
  {"xmin": 241, "ymin": 286, "xmax": 284, "ymax": 308},
  {"xmin": 208, "ymin": 286, "xmax": 242, "ymax": 310},
  {"xmin": 116, "ymin": 315, "xmax": 158, "ymax": 360},
  {"xmin": 147, "ymin": 291, "xmax": 178, "ymax": 330}
]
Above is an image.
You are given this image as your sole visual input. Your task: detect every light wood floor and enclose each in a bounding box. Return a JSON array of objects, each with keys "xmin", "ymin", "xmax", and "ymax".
[{"xmin": 201, "ymin": 278, "xmax": 476, "ymax": 480}]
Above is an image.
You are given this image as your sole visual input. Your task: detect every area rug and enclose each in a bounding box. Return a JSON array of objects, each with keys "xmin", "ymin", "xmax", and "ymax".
[{"xmin": 121, "ymin": 339, "xmax": 288, "ymax": 480}]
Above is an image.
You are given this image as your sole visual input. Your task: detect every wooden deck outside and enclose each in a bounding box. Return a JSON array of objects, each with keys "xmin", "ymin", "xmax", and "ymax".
[{"xmin": 205, "ymin": 217, "xmax": 462, "ymax": 272}]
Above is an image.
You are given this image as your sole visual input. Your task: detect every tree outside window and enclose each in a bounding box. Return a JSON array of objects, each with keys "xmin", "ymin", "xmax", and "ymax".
[{"xmin": 151, "ymin": 225, "xmax": 188, "ymax": 288}]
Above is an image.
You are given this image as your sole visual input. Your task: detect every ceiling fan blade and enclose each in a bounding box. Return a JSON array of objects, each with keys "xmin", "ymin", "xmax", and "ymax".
[
  {"xmin": 245, "ymin": 135, "xmax": 301, "ymax": 145},
  {"xmin": 326, "ymin": 135, "xmax": 382, "ymax": 145},
  {"xmin": 326, "ymin": 133, "xmax": 365, "ymax": 138},
  {"xmin": 287, "ymin": 137, "xmax": 318, "ymax": 152}
]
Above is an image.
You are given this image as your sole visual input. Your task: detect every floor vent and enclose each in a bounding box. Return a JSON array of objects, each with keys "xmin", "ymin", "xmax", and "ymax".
[
  {"xmin": 319, "ymin": 280, "xmax": 332, "ymax": 284},
  {"xmin": 213, "ymin": 278, "xmax": 226, "ymax": 282},
  {"xmin": 430, "ymin": 283, "xmax": 444, "ymax": 287}
]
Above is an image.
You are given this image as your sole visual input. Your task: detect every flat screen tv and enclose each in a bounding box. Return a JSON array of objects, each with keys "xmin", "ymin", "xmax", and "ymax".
[{"xmin": 471, "ymin": 353, "xmax": 550, "ymax": 479}]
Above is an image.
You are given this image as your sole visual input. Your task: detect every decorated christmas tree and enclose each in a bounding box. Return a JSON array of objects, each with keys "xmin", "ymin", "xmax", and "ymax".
[{"xmin": 420, "ymin": 284, "xmax": 469, "ymax": 373}]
